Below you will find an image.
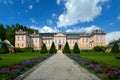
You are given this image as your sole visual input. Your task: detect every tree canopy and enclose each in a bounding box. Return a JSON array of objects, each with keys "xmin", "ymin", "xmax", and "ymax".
[{"xmin": 0, "ymin": 23, "xmax": 39, "ymax": 46}]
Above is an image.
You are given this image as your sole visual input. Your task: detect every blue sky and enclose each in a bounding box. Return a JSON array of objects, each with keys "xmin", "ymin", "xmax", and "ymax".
[{"xmin": 0, "ymin": 0, "xmax": 120, "ymax": 44}]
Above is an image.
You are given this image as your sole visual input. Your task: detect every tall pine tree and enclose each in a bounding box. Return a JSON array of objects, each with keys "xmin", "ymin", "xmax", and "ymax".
[
  {"xmin": 73, "ymin": 43, "xmax": 80, "ymax": 53},
  {"xmin": 49, "ymin": 42, "xmax": 57, "ymax": 54},
  {"xmin": 63, "ymin": 42, "xmax": 71, "ymax": 53},
  {"xmin": 40, "ymin": 43, "xmax": 48, "ymax": 53},
  {"xmin": 0, "ymin": 24, "xmax": 6, "ymax": 41}
]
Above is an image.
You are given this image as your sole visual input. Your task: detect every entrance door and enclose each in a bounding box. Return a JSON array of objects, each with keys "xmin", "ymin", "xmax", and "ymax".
[{"xmin": 58, "ymin": 45, "xmax": 61, "ymax": 50}]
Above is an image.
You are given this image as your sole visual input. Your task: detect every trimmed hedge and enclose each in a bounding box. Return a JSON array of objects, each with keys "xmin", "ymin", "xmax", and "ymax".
[
  {"xmin": 73, "ymin": 43, "xmax": 80, "ymax": 53},
  {"xmin": 40, "ymin": 43, "xmax": 48, "ymax": 53},
  {"xmin": 63, "ymin": 42, "xmax": 71, "ymax": 53},
  {"xmin": 93, "ymin": 46, "xmax": 106, "ymax": 52},
  {"xmin": 49, "ymin": 42, "xmax": 57, "ymax": 54}
]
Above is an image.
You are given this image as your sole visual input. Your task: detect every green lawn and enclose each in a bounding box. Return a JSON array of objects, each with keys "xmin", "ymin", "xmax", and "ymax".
[
  {"xmin": 78, "ymin": 52, "xmax": 120, "ymax": 69},
  {"xmin": 0, "ymin": 52, "xmax": 48, "ymax": 67}
]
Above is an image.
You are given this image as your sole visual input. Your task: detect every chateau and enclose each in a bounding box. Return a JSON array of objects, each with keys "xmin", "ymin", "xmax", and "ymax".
[{"xmin": 15, "ymin": 29, "xmax": 106, "ymax": 50}]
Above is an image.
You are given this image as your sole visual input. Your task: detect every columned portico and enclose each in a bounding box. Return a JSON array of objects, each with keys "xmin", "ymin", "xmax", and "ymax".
[{"xmin": 54, "ymin": 32, "xmax": 66, "ymax": 50}]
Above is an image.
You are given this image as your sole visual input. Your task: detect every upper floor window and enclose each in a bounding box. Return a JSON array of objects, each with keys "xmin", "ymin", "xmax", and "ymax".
[
  {"xmin": 63, "ymin": 39, "xmax": 64, "ymax": 44},
  {"xmin": 36, "ymin": 38, "xmax": 38, "ymax": 43},
  {"xmin": 96, "ymin": 36, "xmax": 99, "ymax": 41},
  {"xmin": 82, "ymin": 38, "xmax": 84, "ymax": 43},
  {"xmin": 17, "ymin": 36, "xmax": 19, "ymax": 41},
  {"xmin": 86, "ymin": 38, "xmax": 88, "ymax": 42},
  {"xmin": 70, "ymin": 40, "xmax": 71, "ymax": 44},
  {"xmin": 22, "ymin": 36, "xmax": 24, "ymax": 41},
  {"xmin": 55, "ymin": 39, "xmax": 57, "ymax": 43},
  {"xmin": 59, "ymin": 40, "xmax": 61, "ymax": 44},
  {"xmin": 48, "ymin": 40, "xmax": 50, "ymax": 44},
  {"xmin": 73, "ymin": 40, "xmax": 74, "ymax": 44}
]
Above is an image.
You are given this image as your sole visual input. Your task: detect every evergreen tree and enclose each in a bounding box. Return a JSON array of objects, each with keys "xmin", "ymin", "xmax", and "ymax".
[
  {"xmin": 5, "ymin": 25, "xmax": 15, "ymax": 45},
  {"xmin": 40, "ymin": 43, "xmax": 48, "ymax": 53},
  {"xmin": 111, "ymin": 42, "xmax": 119, "ymax": 53},
  {"xmin": 73, "ymin": 43, "xmax": 80, "ymax": 53},
  {"xmin": 63, "ymin": 42, "xmax": 71, "ymax": 53},
  {"xmin": 49, "ymin": 42, "xmax": 57, "ymax": 54},
  {"xmin": 0, "ymin": 43, "xmax": 9, "ymax": 54},
  {"xmin": 0, "ymin": 24, "xmax": 6, "ymax": 41}
]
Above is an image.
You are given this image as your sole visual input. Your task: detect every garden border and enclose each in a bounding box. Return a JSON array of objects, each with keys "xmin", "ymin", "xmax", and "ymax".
[{"xmin": 14, "ymin": 55, "xmax": 53, "ymax": 80}]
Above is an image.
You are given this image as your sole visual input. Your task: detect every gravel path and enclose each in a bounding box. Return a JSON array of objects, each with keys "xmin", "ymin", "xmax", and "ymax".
[{"xmin": 24, "ymin": 50, "xmax": 101, "ymax": 80}]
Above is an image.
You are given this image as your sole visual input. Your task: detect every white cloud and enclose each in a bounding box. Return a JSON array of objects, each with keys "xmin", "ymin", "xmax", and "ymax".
[
  {"xmin": 28, "ymin": 5, "xmax": 33, "ymax": 10},
  {"xmin": 30, "ymin": 26, "xmax": 59, "ymax": 33},
  {"xmin": 66, "ymin": 25, "xmax": 101, "ymax": 33},
  {"xmin": 57, "ymin": 0, "xmax": 108, "ymax": 27},
  {"xmin": 106, "ymin": 31, "xmax": 120, "ymax": 44},
  {"xmin": 117, "ymin": 15, "xmax": 120, "ymax": 21},
  {"xmin": 56, "ymin": 0, "xmax": 61, "ymax": 4}
]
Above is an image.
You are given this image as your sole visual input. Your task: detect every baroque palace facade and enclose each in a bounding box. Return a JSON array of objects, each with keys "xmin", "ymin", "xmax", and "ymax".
[{"xmin": 15, "ymin": 29, "xmax": 106, "ymax": 50}]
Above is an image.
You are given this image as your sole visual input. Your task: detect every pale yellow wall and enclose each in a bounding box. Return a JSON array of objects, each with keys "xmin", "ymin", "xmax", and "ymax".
[
  {"xmin": 15, "ymin": 31, "xmax": 106, "ymax": 50},
  {"xmin": 15, "ymin": 35, "xmax": 27, "ymax": 48}
]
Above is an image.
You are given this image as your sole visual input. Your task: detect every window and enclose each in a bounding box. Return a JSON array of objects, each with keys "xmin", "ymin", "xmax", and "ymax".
[
  {"xmin": 48, "ymin": 40, "xmax": 50, "ymax": 44},
  {"xmin": 45, "ymin": 40, "xmax": 47, "ymax": 44},
  {"xmin": 70, "ymin": 40, "xmax": 71, "ymax": 44},
  {"xmin": 22, "ymin": 36, "xmax": 24, "ymax": 40},
  {"xmin": 73, "ymin": 40, "xmax": 74, "ymax": 44},
  {"xmin": 63, "ymin": 39, "xmax": 64, "ymax": 44},
  {"xmin": 59, "ymin": 40, "xmax": 61, "ymax": 44},
  {"xmin": 55, "ymin": 39, "xmax": 57, "ymax": 43},
  {"xmin": 36, "ymin": 38, "xmax": 38, "ymax": 43},
  {"xmin": 86, "ymin": 38, "xmax": 88, "ymax": 42},
  {"xmin": 96, "ymin": 36, "xmax": 98, "ymax": 41},
  {"xmin": 22, "ymin": 43, "xmax": 24, "ymax": 46},
  {"xmin": 82, "ymin": 38, "xmax": 84, "ymax": 43},
  {"xmin": 17, "ymin": 36, "xmax": 19, "ymax": 41}
]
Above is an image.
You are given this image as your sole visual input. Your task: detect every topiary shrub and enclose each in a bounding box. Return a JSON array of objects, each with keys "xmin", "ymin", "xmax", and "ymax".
[
  {"xmin": 14, "ymin": 48, "xmax": 24, "ymax": 53},
  {"xmin": 63, "ymin": 42, "xmax": 71, "ymax": 53},
  {"xmin": 0, "ymin": 43, "xmax": 9, "ymax": 54},
  {"xmin": 93, "ymin": 46, "xmax": 106, "ymax": 52},
  {"xmin": 40, "ymin": 43, "xmax": 48, "ymax": 54},
  {"xmin": 111, "ymin": 42, "xmax": 119, "ymax": 53},
  {"xmin": 49, "ymin": 42, "xmax": 57, "ymax": 54},
  {"xmin": 73, "ymin": 43, "xmax": 80, "ymax": 53},
  {"xmin": 24, "ymin": 47, "xmax": 33, "ymax": 53}
]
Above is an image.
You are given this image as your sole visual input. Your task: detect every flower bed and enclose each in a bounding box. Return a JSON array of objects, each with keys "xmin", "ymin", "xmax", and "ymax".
[
  {"xmin": 66, "ymin": 53, "xmax": 120, "ymax": 80},
  {"xmin": 0, "ymin": 56, "xmax": 47, "ymax": 80}
]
